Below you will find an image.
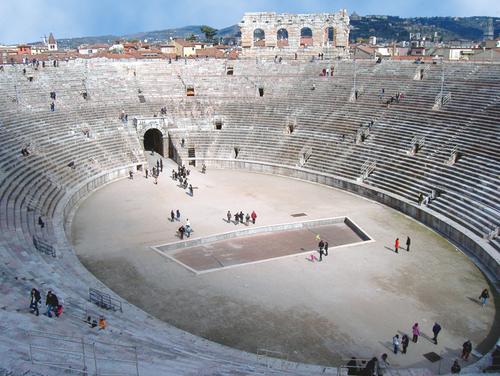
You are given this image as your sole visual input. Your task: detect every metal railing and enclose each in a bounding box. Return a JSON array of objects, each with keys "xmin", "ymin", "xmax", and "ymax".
[
  {"xmin": 32, "ymin": 235, "xmax": 56, "ymax": 257},
  {"xmin": 89, "ymin": 288, "xmax": 123, "ymax": 312},
  {"xmin": 29, "ymin": 330, "xmax": 139, "ymax": 376},
  {"xmin": 432, "ymin": 91, "xmax": 451, "ymax": 110},
  {"xmin": 357, "ymin": 160, "xmax": 376, "ymax": 182},
  {"xmin": 256, "ymin": 349, "xmax": 289, "ymax": 370}
]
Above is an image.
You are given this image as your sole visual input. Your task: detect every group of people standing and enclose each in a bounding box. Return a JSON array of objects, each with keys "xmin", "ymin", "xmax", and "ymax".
[
  {"xmin": 226, "ymin": 210, "xmax": 257, "ymax": 225},
  {"xmin": 172, "ymin": 164, "xmax": 193, "ymax": 195}
]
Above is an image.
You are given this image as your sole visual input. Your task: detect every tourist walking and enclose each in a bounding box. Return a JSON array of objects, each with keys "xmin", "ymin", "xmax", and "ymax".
[
  {"xmin": 45, "ymin": 290, "xmax": 59, "ymax": 318},
  {"xmin": 412, "ymin": 323, "xmax": 420, "ymax": 343},
  {"xmin": 227, "ymin": 211, "xmax": 232, "ymax": 223},
  {"xmin": 176, "ymin": 209, "xmax": 181, "ymax": 221},
  {"xmin": 29, "ymin": 288, "xmax": 41, "ymax": 316},
  {"xmin": 362, "ymin": 357, "xmax": 378, "ymax": 376},
  {"xmin": 392, "ymin": 334, "xmax": 400, "ymax": 354},
  {"xmin": 395, "ymin": 238, "xmax": 399, "ymax": 253},
  {"xmin": 401, "ymin": 334, "xmax": 409, "ymax": 354},
  {"xmin": 479, "ymin": 288, "xmax": 489, "ymax": 306},
  {"xmin": 318, "ymin": 240, "xmax": 325, "ymax": 252},
  {"xmin": 170, "ymin": 210, "xmax": 175, "ymax": 222},
  {"xmin": 432, "ymin": 322, "xmax": 442, "ymax": 344},
  {"xmin": 324, "ymin": 241, "xmax": 329, "ymax": 256},
  {"xmin": 178, "ymin": 225, "xmax": 185, "ymax": 240},
  {"xmin": 461, "ymin": 340, "xmax": 472, "ymax": 361},
  {"xmin": 406, "ymin": 236, "xmax": 411, "ymax": 252},
  {"xmin": 451, "ymin": 359, "xmax": 461, "ymax": 374},
  {"xmin": 377, "ymin": 353, "xmax": 390, "ymax": 375},
  {"xmin": 251, "ymin": 210, "xmax": 257, "ymax": 224}
]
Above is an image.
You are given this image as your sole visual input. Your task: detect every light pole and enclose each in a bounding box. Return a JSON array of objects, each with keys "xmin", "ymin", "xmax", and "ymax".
[
  {"xmin": 440, "ymin": 57, "xmax": 445, "ymax": 100},
  {"xmin": 353, "ymin": 59, "xmax": 357, "ymax": 98}
]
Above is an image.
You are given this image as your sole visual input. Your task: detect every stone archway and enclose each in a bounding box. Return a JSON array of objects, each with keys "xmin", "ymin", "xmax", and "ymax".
[
  {"xmin": 144, "ymin": 128, "xmax": 164, "ymax": 156},
  {"xmin": 277, "ymin": 28, "xmax": 289, "ymax": 47},
  {"xmin": 300, "ymin": 27, "xmax": 313, "ymax": 47},
  {"xmin": 253, "ymin": 28, "xmax": 266, "ymax": 47}
]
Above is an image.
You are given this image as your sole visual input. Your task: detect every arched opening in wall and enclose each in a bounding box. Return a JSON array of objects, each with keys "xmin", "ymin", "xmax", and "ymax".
[
  {"xmin": 277, "ymin": 28, "xmax": 289, "ymax": 47},
  {"xmin": 300, "ymin": 27, "xmax": 313, "ymax": 47},
  {"xmin": 325, "ymin": 27, "xmax": 335, "ymax": 46},
  {"xmin": 253, "ymin": 29, "xmax": 266, "ymax": 47},
  {"xmin": 144, "ymin": 129, "xmax": 164, "ymax": 156},
  {"xmin": 226, "ymin": 66, "xmax": 234, "ymax": 75},
  {"xmin": 186, "ymin": 86, "xmax": 195, "ymax": 96}
]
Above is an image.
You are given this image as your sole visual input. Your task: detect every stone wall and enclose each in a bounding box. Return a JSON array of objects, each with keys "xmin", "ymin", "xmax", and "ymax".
[{"xmin": 239, "ymin": 11, "xmax": 350, "ymax": 58}]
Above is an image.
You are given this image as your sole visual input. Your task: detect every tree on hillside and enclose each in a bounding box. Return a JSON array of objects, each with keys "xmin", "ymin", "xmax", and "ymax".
[
  {"xmin": 201, "ymin": 25, "xmax": 218, "ymax": 42},
  {"xmin": 186, "ymin": 33, "xmax": 197, "ymax": 42}
]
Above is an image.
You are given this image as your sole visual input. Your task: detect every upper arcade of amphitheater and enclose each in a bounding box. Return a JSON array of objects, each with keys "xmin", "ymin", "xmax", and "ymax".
[{"xmin": 239, "ymin": 10, "xmax": 350, "ymax": 59}]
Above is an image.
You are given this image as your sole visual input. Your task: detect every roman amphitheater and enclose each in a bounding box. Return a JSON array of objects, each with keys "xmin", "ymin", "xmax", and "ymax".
[{"xmin": 0, "ymin": 13, "xmax": 499, "ymax": 376}]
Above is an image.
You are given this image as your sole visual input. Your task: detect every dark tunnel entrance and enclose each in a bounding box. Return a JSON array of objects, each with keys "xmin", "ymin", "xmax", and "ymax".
[{"xmin": 143, "ymin": 128, "xmax": 164, "ymax": 156}]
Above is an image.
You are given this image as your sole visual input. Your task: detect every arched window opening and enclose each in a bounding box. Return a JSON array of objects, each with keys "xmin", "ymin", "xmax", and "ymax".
[
  {"xmin": 300, "ymin": 27, "xmax": 313, "ymax": 47},
  {"xmin": 277, "ymin": 28, "xmax": 289, "ymax": 47},
  {"xmin": 325, "ymin": 27, "xmax": 335, "ymax": 46},
  {"xmin": 253, "ymin": 28, "xmax": 266, "ymax": 47}
]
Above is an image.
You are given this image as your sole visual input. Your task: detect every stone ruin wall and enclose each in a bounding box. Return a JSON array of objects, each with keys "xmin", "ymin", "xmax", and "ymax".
[{"xmin": 239, "ymin": 11, "xmax": 350, "ymax": 58}]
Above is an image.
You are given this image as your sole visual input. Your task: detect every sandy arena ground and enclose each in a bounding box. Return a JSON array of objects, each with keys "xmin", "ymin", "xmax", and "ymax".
[{"xmin": 71, "ymin": 156, "xmax": 498, "ymax": 371}]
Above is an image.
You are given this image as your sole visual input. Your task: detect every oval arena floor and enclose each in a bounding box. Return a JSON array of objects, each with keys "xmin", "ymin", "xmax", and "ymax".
[{"xmin": 70, "ymin": 156, "xmax": 498, "ymax": 370}]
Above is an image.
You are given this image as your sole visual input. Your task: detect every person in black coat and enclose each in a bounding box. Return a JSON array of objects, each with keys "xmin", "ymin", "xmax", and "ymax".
[
  {"xmin": 432, "ymin": 322, "xmax": 442, "ymax": 344},
  {"xmin": 461, "ymin": 340, "xmax": 472, "ymax": 361},
  {"xmin": 30, "ymin": 288, "xmax": 41, "ymax": 316},
  {"xmin": 401, "ymin": 334, "xmax": 410, "ymax": 354},
  {"xmin": 45, "ymin": 290, "xmax": 59, "ymax": 317},
  {"xmin": 361, "ymin": 357, "xmax": 378, "ymax": 376},
  {"xmin": 451, "ymin": 359, "xmax": 461, "ymax": 374}
]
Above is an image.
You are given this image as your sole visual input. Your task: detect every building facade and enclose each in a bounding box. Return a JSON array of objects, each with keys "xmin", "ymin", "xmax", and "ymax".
[{"xmin": 239, "ymin": 11, "xmax": 350, "ymax": 58}]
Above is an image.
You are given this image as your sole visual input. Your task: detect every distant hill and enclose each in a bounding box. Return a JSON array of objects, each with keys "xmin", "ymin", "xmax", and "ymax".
[
  {"xmin": 350, "ymin": 15, "xmax": 499, "ymax": 43},
  {"xmin": 51, "ymin": 16, "xmax": 498, "ymax": 49},
  {"xmin": 55, "ymin": 25, "xmax": 240, "ymax": 49}
]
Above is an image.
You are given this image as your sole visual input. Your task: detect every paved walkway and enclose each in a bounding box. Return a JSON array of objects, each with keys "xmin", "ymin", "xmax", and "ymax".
[{"xmin": 71, "ymin": 155, "xmax": 498, "ymax": 371}]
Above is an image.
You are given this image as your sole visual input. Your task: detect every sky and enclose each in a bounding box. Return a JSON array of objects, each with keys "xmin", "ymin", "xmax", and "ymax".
[{"xmin": 0, "ymin": 0, "xmax": 499, "ymax": 44}]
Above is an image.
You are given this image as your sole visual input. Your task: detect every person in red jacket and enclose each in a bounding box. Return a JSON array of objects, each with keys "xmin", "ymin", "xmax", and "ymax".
[
  {"xmin": 395, "ymin": 238, "xmax": 400, "ymax": 253},
  {"xmin": 251, "ymin": 211, "xmax": 257, "ymax": 224}
]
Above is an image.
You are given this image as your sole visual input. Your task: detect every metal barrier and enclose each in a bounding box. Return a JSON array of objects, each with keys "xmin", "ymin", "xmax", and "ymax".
[
  {"xmin": 29, "ymin": 330, "xmax": 139, "ymax": 376},
  {"xmin": 32, "ymin": 235, "xmax": 56, "ymax": 257},
  {"xmin": 256, "ymin": 349, "xmax": 289, "ymax": 370},
  {"xmin": 89, "ymin": 288, "xmax": 123, "ymax": 312}
]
